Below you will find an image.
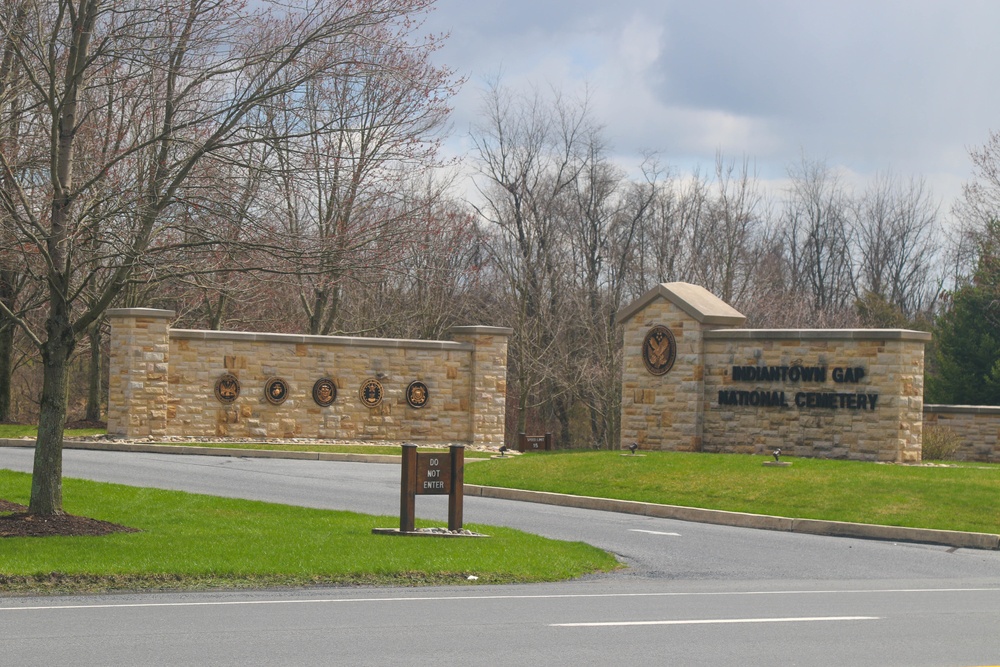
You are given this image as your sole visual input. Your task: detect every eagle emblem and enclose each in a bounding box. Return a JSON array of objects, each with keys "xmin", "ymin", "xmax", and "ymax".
[
  {"xmin": 642, "ymin": 325, "xmax": 676, "ymax": 376},
  {"xmin": 214, "ymin": 373, "xmax": 241, "ymax": 404},
  {"xmin": 264, "ymin": 377, "xmax": 288, "ymax": 405},
  {"xmin": 406, "ymin": 381, "xmax": 429, "ymax": 408},
  {"xmin": 360, "ymin": 378, "xmax": 384, "ymax": 408}
]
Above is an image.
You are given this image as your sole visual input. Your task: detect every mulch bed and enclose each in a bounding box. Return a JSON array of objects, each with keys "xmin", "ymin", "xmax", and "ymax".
[
  {"xmin": 64, "ymin": 419, "xmax": 107, "ymax": 430},
  {"xmin": 0, "ymin": 499, "xmax": 139, "ymax": 538}
]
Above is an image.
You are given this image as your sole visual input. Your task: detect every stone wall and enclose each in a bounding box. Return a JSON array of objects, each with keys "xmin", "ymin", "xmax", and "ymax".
[
  {"xmin": 923, "ymin": 405, "xmax": 1000, "ymax": 463},
  {"xmin": 107, "ymin": 309, "xmax": 511, "ymax": 445},
  {"xmin": 106, "ymin": 309, "xmax": 171, "ymax": 438},
  {"xmin": 703, "ymin": 330, "xmax": 927, "ymax": 462},
  {"xmin": 618, "ymin": 282, "xmax": 931, "ymax": 463},
  {"xmin": 619, "ymin": 285, "xmax": 744, "ymax": 451}
]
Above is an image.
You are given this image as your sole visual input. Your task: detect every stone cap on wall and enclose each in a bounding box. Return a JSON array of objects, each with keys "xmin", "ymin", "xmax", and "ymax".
[
  {"xmin": 107, "ymin": 308, "xmax": 176, "ymax": 319},
  {"xmin": 171, "ymin": 329, "xmax": 473, "ymax": 351},
  {"xmin": 704, "ymin": 329, "xmax": 933, "ymax": 342},
  {"xmin": 616, "ymin": 282, "xmax": 747, "ymax": 326},
  {"xmin": 449, "ymin": 325, "xmax": 514, "ymax": 336},
  {"xmin": 924, "ymin": 404, "xmax": 1000, "ymax": 414}
]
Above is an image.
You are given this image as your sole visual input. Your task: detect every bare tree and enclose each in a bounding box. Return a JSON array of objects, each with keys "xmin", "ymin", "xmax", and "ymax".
[
  {"xmin": 626, "ymin": 167, "xmax": 710, "ymax": 299},
  {"xmin": 699, "ymin": 152, "xmax": 768, "ymax": 305},
  {"xmin": 952, "ymin": 129, "xmax": 1000, "ymax": 288},
  {"xmin": 262, "ymin": 24, "xmax": 456, "ymax": 336},
  {"xmin": 469, "ymin": 80, "xmax": 592, "ymax": 441},
  {"xmin": 852, "ymin": 171, "xmax": 940, "ymax": 318},
  {"xmin": 0, "ymin": 0, "xmax": 443, "ymax": 516},
  {"xmin": 560, "ymin": 132, "xmax": 657, "ymax": 447},
  {"xmin": 326, "ymin": 182, "xmax": 486, "ymax": 339},
  {"xmin": 0, "ymin": 0, "xmax": 30, "ymax": 423},
  {"xmin": 781, "ymin": 157, "xmax": 855, "ymax": 315}
]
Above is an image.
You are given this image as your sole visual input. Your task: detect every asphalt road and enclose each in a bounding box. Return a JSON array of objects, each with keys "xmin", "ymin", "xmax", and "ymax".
[{"xmin": 2, "ymin": 448, "xmax": 999, "ymax": 666}]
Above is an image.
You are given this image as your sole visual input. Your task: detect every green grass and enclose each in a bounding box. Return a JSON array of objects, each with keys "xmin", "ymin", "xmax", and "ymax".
[
  {"xmin": 464, "ymin": 450, "xmax": 1000, "ymax": 535},
  {"xmin": 0, "ymin": 425, "xmax": 105, "ymax": 439},
  {"xmin": 144, "ymin": 442, "xmax": 495, "ymax": 458},
  {"xmin": 0, "ymin": 470, "xmax": 619, "ymax": 594},
  {"xmin": 0, "ymin": 424, "xmax": 493, "ymax": 458}
]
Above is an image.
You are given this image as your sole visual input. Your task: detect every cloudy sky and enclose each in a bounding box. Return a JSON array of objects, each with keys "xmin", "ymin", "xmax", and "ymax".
[{"xmin": 423, "ymin": 0, "xmax": 1000, "ymax": 216}]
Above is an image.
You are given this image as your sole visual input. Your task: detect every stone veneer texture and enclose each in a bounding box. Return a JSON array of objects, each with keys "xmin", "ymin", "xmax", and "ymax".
[
  {"xmin": 923, "ymin": 405, "xmax": 1000, "ymax": 463},
  {"xmin": 107, "ymin": 309, "xmax": 510, "ymax": 444},
  {"xmin": 621, "ymin": 299, "xmax": 713, "ymax": 452},
  {"xmin": 618, "ymin": 283, "xmax": 931, "ymax": 463},
  {"xmin": 702, "ymin": 331, "xmax": 927, "ymax": 462}
]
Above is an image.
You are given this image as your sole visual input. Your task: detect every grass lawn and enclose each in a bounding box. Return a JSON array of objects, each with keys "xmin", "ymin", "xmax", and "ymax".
[
  {"xmin": 464, "ymin": 450, "xmax": 1000, "ymax": 535},
  {"xmin": 140, "ymin": 442, "xmax": 496, "ymax": 458},
  {"xmin": 0, "ymin": 425, "xmax": 493, "ymax": 458},
  {"xmin": 0, "ymin": 425, "xmax": 105, "ymax": 439},
  {"xmin": 0, "ymin": 470, "xmax": 619, "ymax": 594}
]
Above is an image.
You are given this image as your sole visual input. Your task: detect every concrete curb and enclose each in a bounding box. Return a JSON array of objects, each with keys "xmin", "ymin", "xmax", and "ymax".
[
  {"xmin": 0, "ymin": 438, "xmax": 402, "ymax": 465},
  {"xmin": 463, "ymin": 485, "xmax": 1000, "ymax": 551},
  {"xmin": 3, "ymin": 439, "xmax": 997, "ymax": 550}
]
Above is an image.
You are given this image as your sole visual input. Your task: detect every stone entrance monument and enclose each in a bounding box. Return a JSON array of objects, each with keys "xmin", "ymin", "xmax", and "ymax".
[{"xmin": 618, "ymin": 283, "xmax": 930, "ymax": 462}]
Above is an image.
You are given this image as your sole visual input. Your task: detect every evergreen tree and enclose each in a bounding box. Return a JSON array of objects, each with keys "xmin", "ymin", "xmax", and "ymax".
[{"xmin": 927, "ymin": 221, "xmax": 1000, "ymax": 404}]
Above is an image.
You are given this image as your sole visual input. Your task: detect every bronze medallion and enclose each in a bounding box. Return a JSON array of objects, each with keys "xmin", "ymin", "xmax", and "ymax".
[
  {"xmin": 359, "ymin": 378, "xmax": 384, "ymax": 408},
  {"xmin": 642, "ymin": 325, "xmax": 676, "ymax": 376},
  {"xmin": 312, "ymin": 378, "xmax": 337, "ymax": 407},
  {"xmin": 214, "ymin": 373, "xmax": 241, "ymax": 404},
  {"xmin": 264, "ymin": 377, "xmax": 289, "ymax": 405},
  {"xmin": 406, "ymin": 380, "xmax": 429, "ymax": 409}
]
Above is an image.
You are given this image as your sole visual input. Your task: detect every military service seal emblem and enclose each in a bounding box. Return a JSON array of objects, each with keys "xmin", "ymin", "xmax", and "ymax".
[
  {"xmin": 312, "ymin": 378, "xmax": 337, "ymax": 407},
  {"xmin": 264, "ymin": 377, "xmax": 289, "ymax": 405},
  {"xmin": 214, "ymin": 373, "xmax": 241, "ymax": 404},
  {"xmin": 360, "ymin": 378, "xmax": 384, "ymax": 408},
  {"xmin": 642, "ymin": 325, "xmax": 676, "ymax": 376},
  {"xmin": 406, "ymin": 381, "xmax": 429, "ymax": 408}
]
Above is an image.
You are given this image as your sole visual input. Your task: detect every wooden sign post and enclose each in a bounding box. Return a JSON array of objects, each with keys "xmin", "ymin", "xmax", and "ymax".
[{"xmin": 399, "ymin": 443, "xmax": 465, "ymax": 533}]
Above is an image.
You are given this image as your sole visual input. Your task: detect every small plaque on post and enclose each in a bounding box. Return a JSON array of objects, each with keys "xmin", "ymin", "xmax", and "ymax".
[{"xmin": 518, "ymin": 432, "xmax": 553, "ymax": 452}]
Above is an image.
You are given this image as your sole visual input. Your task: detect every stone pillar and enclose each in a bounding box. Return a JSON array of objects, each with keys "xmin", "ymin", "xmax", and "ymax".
[
  {"xmin": 450, "ymin": 326, "xmax": 513, "ymax": 446},
  {"xmin": 106, "ymin": 308, "xmax": 174, "ymax": 438},
  {"xmin": 891, "ymin": 337, "xmax": 929, "ymax": 463},
  {"xmin": 617, "ymin": 283, "xmax": 745, "ymax": 452}
]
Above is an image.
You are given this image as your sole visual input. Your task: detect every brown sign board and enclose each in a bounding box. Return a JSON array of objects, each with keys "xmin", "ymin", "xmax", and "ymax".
[
  {"xmin": 518, "ymin": 432, "xmax": 553, "ymax": 452},
  {"xmin": 416, "ymin": 453, "xmax": 451, "ymax": 495},
  {"xmin": 397, "ymin": 444, "xmax": 465, "ymax": 533}
]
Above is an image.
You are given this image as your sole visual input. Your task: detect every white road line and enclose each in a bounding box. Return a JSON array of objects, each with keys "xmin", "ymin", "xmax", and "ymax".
[
  {"xmin": 629, "ymin": 529, "xmax": 681, "ymax": 536},
  {"xmin": 552, "ymin": 616, "xmax": 879, "ymax": 627},
  {"xmin": 0, "ymin": 588, "xmax": 996, "ymax": 613}
]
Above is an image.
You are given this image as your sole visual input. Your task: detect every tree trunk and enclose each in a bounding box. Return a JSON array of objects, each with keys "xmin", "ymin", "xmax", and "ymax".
[
  {"xmin": 553, "ymin": 395, "xmax": 571, "ymax": 449},
  {"xmin": 29, "ymin": 306, "xmax": 75, "ymax": 516},
  {"xmin": 589, "ymin": 404, "xmax": 603, "ymax": 448},
  {"xmin": 85, "ymin": 323, "xmax": 101, "ymax": 422},
  {"xmin": 0, "ymin": 322, "xmax": 11, "ymax": 423},
  {"xmin": 516, "ymin": 376, "xmax": 528, "ymax": 436},
  {"xmin": 0, "ymin": 270, "xmax": 14, "ymax": 422}
]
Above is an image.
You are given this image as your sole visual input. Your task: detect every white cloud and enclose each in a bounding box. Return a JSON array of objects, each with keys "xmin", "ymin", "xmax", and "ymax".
[{"xmin": 424, "ymin": 0, "xmax": 1000, "ymax": 212}]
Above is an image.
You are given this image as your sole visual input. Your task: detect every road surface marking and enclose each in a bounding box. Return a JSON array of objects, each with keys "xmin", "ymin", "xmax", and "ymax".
[
  {"xmin": 629, "ymin": 529, "xmax": 680, "ymax": 536},
  {"xmin": 551, "ymin": 616, "xmax": 879, "ymax": 627},
  {"xmin": 1, "ymin": 588, "xmax": 997, "ymax": 613}
]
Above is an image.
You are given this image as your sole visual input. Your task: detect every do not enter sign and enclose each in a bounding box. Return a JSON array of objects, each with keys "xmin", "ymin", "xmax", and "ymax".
[
  {"xmin": 416, "ymin": 454, "xmax": 451, "ymax": 495},
  {"xmin": 397, "ymin": 444, "xmax": 465, "ymax": 533}
]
